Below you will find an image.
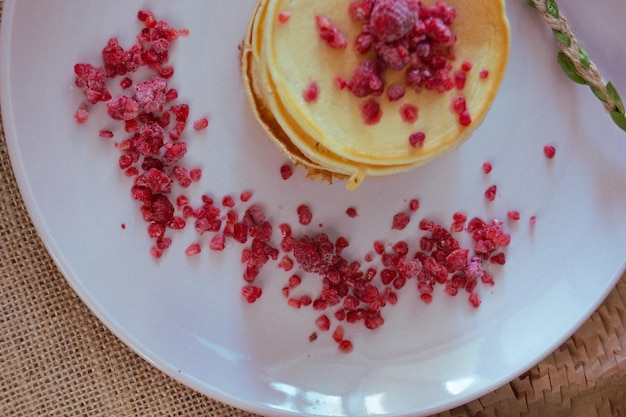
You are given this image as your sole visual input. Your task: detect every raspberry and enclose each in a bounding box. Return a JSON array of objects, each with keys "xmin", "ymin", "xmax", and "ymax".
[{"xmin": 369, "ymin": 0, "xmax": 416, "ymax": 42}]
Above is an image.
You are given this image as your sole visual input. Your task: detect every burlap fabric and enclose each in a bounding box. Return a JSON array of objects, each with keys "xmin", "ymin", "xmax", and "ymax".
[{"xmin": 1, "ymin": 1, "xmax": 626, "ymax": 416}]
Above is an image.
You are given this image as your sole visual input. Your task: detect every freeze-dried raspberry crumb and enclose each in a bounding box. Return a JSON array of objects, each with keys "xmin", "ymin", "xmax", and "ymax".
[
  {"xmin": 74, "ymin": 107, "xmax": 89, "ymax": 123},
  {"xmin": 369, "ymin": 0, "xmax": 416, "ymax": 43},
  {"xmin": 482, "ymin": 162, "xmax": 493, "ymax": 174},
  {"xmin": 392, "ymin": 212, "xmax": 410, "ymax": 230},
  {"xmin": 193, "ymin": 117, "xmax": 209, "ymax": 131},
  {"xmin": 485, "ymin": 185, "xmax": 497, "ymax": 202},
  {"xmin": 280, "ymin": 164, "xmax": 293, "ymax": 180},
  {"xmin": 387, "ymin": 84, "xmax": 406, "ymax": 101},
  {"xmin": 409, "ymin": 132, "xmax": 426, "ymax": 148},
  {"xmin": 134, "ymin": 77, "xmax": 168, "ymax": 113},
  {"xmin": 185, "ymin": 243, "xmax": 201, "ymax": 256},
  {"xmin": 346, "ymin": 207, "xmax": 358, "ymax": 218},
  {"xmin": 400, "ymin": 103, "xmax": 418, "ymax": 123},
  {"xmin": 347, "ymin": 60, "xmax": 384, "ymax": 98},
  {"xmin": 479, "ymin": 69, "xmax": 490, "ymax": 79},
  {"xmin": 278, "ymin": 11, "xmax": 292, "ymax": 23},
  {"xmin": 302, "ymin": 81, "xmax": 319, "ymax": 103},
  {"xmin": 315, "ymin": 15, "xmax": 348, "ymax": 49},
  {"xmin": 106, "ymin": 95, "xmax": 139, "ymax": 120},
  {"xmin": 362, "ymin": 100, "xmax": 382, "ymax": 125},
  {"xmin": 543, "ymin": 145, "xmax": 556, "ymax": 159},
  {"xmin": 74, "ymin": 63, "xmax": 111, "ymax": 104}
]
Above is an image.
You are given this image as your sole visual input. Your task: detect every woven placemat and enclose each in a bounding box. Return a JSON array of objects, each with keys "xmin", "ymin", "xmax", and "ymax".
[{"xmin": 1, "ymin": 2, "xmax": 626, "ymax": 416}]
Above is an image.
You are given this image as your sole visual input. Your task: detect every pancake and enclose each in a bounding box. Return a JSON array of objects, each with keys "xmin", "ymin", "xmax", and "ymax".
[{"xmin": 241, "ymin": 0, "xmax": 510, "ymax": 189}]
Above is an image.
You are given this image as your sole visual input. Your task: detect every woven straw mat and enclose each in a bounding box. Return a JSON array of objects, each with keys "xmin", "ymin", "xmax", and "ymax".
[{"xmin": 1, "ymin": 1, "xmax": 626, "ymax": 416}]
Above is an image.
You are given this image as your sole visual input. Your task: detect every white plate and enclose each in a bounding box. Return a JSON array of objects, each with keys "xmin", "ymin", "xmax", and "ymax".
[{"xmin": 2, "ymin": 1, "xmax": 626, "ymax": 416}]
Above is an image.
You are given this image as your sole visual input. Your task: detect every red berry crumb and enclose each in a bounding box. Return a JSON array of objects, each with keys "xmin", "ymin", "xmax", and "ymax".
[
  {"xmin": 400, "ymin": 103, "xmax": 419, "ymax": 123},
  {"xmin": 485, "ymin": 185, "xmax": 497, "ymax": 202},
  {"xmin": 479, "ymin": 69, "xmax": 490, "ymax": 79},
  {"xmin": 315, "ymin": 15, "xmax": 347, "ymax": 49},
  {"xmin": 482, "ymin": 162, "xmax": 493, "ymax": 174},
  {"xmin": 543, "ymin": 145, "xmax": 556, "ymax": 159},
  {"xmin": 346, "ymin": 207, "xmax": 358, "ymax": 218},
  {"xmin": 280, "ymin": 164, "xmax": 293, "ymax": 180},
  {"xmin": 392, "ymin": 212, "xmax": 410, "ymax": 230},
  {"xmin": 302, "ymin": 81, "xmax": 320, "ymax": 103},
  {"xmin": 507, "ymin": 211, "xmax": 521, "ymax": 221},
  {"xmin": 278, "ymin": 11, "xmax": 292, "ymax": 23},
  {"xmin": 297, "ymin": 204, "xmax": 313, "ymax": 225},
  {"xmin": 362, "ymin": 100, "xmax": 382, "ymax": 125},
  {"xmin": 193, "ymin": 117, "xmax": 209, "ymax": 131},
  {"xmin": 409, "ymin": 132, "xmax": 426, "ymax": 148}
]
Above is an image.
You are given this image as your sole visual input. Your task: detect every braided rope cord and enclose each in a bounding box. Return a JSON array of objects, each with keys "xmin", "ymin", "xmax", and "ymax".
[{"xmin": 526, "ymin": 0, "xmax": 626, "ymax": 132}]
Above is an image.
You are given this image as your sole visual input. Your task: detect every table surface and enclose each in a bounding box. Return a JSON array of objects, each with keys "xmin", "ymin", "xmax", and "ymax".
[{"xmin": 1, "ymin": 1, "xmax": 626, "ymax": 416}]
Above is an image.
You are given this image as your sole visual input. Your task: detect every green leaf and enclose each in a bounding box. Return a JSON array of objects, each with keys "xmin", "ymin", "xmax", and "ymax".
[
  {"xmin": 546, "ymin": 0, "xmax": 560, "ymax": 18},
  {"xmin": 590, "ymin": 85, "xmax": 608, "ymax": 103},
  {"xmin": 552, "ymin": 29, "xmax": 571, "ymax": 47},
  {"xmin": 606, "ymin": 82, "xmax": 625, "ymax": 114},
  {"xmin": 557, "ymin": 52, "xmax": 587, "ymax": 85},
  {"xmin": 610, "ymin": 111, "xmax": 626, "ymax": 132},
  {"xmin": 578, "ymin": 46, "xmax": 590, "ymax": 70}
]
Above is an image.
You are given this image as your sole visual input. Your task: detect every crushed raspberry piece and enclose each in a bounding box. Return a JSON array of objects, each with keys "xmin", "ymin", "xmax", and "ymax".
[
  {"xmin": 315, "ymin": 15, "xmax": 347, "ymax": 49},
  {"xmin": 349, "ymin": 1, "xmax": 373, "ymax": 20},
  {"xmin": 482, "ymin": 162, "xmax": 493, "ymax": 174},
  {"xmin": 99, "ymin": 129, "xmax": 114, "ymax": 138},
  {"xmin": 297, "ymin": 204, "xmax": 313, "ymax": 225},
  {"xmin": 543, "ymin": 145, "xmax": 556, "ymax": 159},
  {"xmin": 409, "ymin": 199, "xmax": 420, "ymax": 211},
  {"xmin": 193, "ymin": 117, "xmax": 209, "ymax": 131},
  {"xmin": 134, "ymin": 77, "xmax": 167, "ymax": 113},
  {"xmin": 302, "ymin": 81, "xmax": 320, "ymax": 103},
  {"xmin": 369, "ymin": 0, "xmax": 416, "ymax": 43},
  {"xmin": 278, "ymin": 11, "xmax": 292, "ymax": 23},
  {"xmin": 361, "ymin": 100, "xmax": 383, "ymax": 125},
  {"xmin": 392, "ymin": 212, "xmax": 410, "ymax": 230},
  {"xmin": 409, "ymin": 132, "xmax": 426, "ymax": 148},
  {"xmin": 346, "ymin": 207, "xmax": 358, "ymax": 218},
  {"xmin": 209, "ymin": 234, "xmax": 226, "ymax": 251},
  {"xmin": 74, "ymin": 63, "xmax": 111, "ymax": 104},
  {"xmin": 479, "ymin": 69, "xmax": 490, "ymax": 79},
  {"xmin": 507, "ymin": 211, "xmax": 521, "ymax": 221},
  {"xmin": 185, "ymin": 243, "xmax": 201, "ymax": 256},
  {"xmin": 452, "ymin": 96, "xmax": 466, "ymax": 114},
  {"xmin": 458, "ymin": 110, "xmax": 472, "ymax": 126},
  {"xmin": 241, "ymin": 285, "xmax": 263, "ymax": 303},
  {"xmin": 400, "ymin": 103, "xmax": 419, "ymax": 123},
  {"xmin": 106, "ymin": 95, "xmax": 139, "ymax": 120},
  {"xmin": 280, "ymin": 164, "xmax": 293, "ymax": 180},
  {"xmin": 387, "ymin": 84, "xmax": 406, "ymax": 101},
  {"xmin": 461, "ymin": 60, "xmax": 473, "ymax": 72},
  {"xmin": 74, "ymin": 107, "xmax": 89, "ymax": 123},
  {"xmin": 485, "ymin": 185, "xmax": 497, "ymax": 202},
  {"xmin": 347, "ymin": 61, "xmax": 384, "ymax": 98}
]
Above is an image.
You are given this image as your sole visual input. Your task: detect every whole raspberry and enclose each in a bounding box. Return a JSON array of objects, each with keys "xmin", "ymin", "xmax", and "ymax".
[{"xmin": 369, "ymin": 0, "xmax": 416, "ymax": 42}]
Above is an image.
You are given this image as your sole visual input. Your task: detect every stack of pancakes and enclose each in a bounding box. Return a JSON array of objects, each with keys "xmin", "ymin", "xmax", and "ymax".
[{"xmin": 241, "ymin": 0, "xmax": 510, "ymax": 190}]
